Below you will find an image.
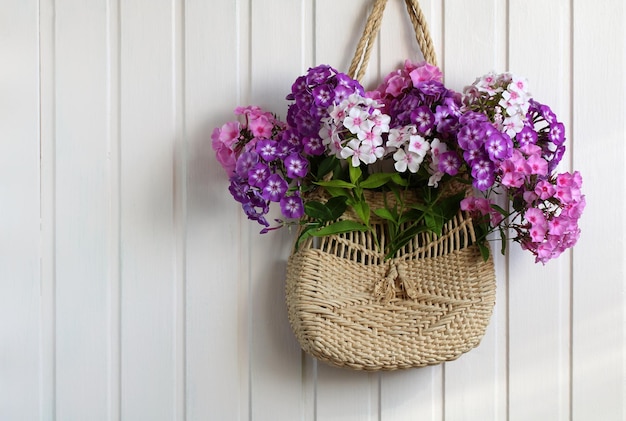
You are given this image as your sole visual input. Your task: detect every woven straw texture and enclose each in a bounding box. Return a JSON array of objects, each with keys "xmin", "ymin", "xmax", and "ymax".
[{"xmin": 286, "ymin": 189, "xmax": 496, "ymax": 370}]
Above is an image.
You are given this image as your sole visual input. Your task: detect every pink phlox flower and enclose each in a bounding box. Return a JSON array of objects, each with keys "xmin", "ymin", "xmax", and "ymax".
[
  {"xmin": 408, "ymin": 134, "xmax": 430, "ymax": 156},
  {"xmin": 502, "ymin": 114, "xmax": 525, "ymax": 137},
  {"xmin": 535, "ymin": 180, "xmax": 556, "ymax": 200},
  {"xmin": 370, "ymin": 111, "xmax": 391, "ymax": 134},
  {"xmin": 344, "ymin": 107, "xmax": 373, "ymax": 135},
  {"xmin": 526, "ymin": 153, "xmax": 548, "ymax": 176},
  {"xmin": 386, "ymin": 128, "xmax": 406, "ymax": 149},
  {"xmin": 409, "ymin": 62, "xmax": 443, "ymax": 85},
  {"xmin": 519, "ymin": 142, "xmax": 542, "ymax": 156},
  {"xmin": 523, "ymin": 190, "xmax": 538, "ymax": 203},
  {"xmin": 524, "ymin": 207, "xmax": 548, "ymax": 229},
  {"xmin": 460, "ymin": 196, "xmax": 491, "ymax": 216},
  {"xmin": 393, "ymin": 149, "xmax": 422, "ymax": 173}
]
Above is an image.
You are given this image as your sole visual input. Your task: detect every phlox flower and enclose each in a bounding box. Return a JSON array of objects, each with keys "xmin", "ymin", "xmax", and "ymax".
[
  {"xmin": 535, "ymin": 180, "xmax": 556, "ymax": 200},
  {"xmin": 393, "ymin": 148, "xmax": 423, "ymax": 173},
  {"xmin": 408, "ymin": 134, "xmax": 430, "ymax": 156},
  {"xmin": 438, "ymin": 151, "xmax": 461, "ymax": 176},
  {"xmin": 344, "ymin": 107, "xmax": 374, "ymax": 134},
  {"xmin": 261, "ymin": 174, "xmax": 288, "ymax": 202},
  {"xmin": 408, "ymin": 62, "xmax": 443, "ymax": 85},
  {"xmin": 280, "ymin": 194, "xmax": 304, "ymax": 219},
  {"xmin": 284, "ymin": 153, "xmax": 309, "ymax": 179},
  {"xmin": 526, "ymin": 154, "xmax": 548, "ymax": 176}
]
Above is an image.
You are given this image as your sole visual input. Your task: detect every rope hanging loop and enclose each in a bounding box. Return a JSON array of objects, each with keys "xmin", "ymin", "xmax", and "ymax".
[{"xmin": 348, "ymin": 0, "xmax": 438, "ymax": 82}]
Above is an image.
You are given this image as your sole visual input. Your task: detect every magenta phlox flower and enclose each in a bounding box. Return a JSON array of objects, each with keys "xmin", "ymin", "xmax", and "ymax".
[
  {"xmin": 255, "ymin": 139, "xmax": 278, "ymax": 162},
  {"xmin": 438, "ymin": 151, "xmax": 461, "ymax": 175},
  {"xmin": 248, "ymin": 163, "xmax": 270, "ymax": 187},
  {"xmin": 235, "ymin": 151, "xmax": 259, "ymax": 178},
  {"xmin": 312, "ymin": 84, "xmax": 334, "ymax": 107},
  {"xmin": 549, "ymin": 122, "xmax": 565, "ymax": 145},
  {"xmin": 280, "ymin": 194, "xmax": 304, "ymax": 219},
  {"xmin": 411, "ymin": 106, "xmax": 435, "ymax": 134},
  {"xmin": 261, "ymin": 173, "xmax": 288, "ymax": 202},
  {"xmin": 284, "ymin": 153, "xmax": 309, "ymax": 179}
]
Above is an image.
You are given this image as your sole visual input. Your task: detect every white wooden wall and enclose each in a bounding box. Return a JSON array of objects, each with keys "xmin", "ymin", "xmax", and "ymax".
[{"xmin": 1, "ymin": 0, "xmax": 624, "ymax": 420}]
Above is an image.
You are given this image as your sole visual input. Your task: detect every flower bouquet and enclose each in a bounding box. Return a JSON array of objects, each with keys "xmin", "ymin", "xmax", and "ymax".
[
  {"xmin": 212, "ymin": 62, "xmax": 584, "ymax": 265},
  {"xmin": 211, "ymin": 0, "xmax": 584, "ymax": 370}
]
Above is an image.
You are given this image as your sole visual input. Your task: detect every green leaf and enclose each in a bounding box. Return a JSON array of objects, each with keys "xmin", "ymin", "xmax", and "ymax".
[
  {"xmin": 295, "ymin": 223, "xmax": 319, "ymax": 250},
  {"xmin": 478, "ymin": 240, "xmax": 491, "ymax": 261},
  {"xmin": 424, "ymin": 213, "xmax": 444, "ymax": 236},
  {"xmin": 325, "ymin": 196, "xmax": 348, "ymax": 220},
  {"xmin": 304, "ymin": 201, "xmax": 333, "ymax": 221},
  {"xmin": 384, "ymin": 223, "xmax": 429, "ymax": 259},
  {"xmin": 359, "ymin": 173, "xmax": 396, "ymax": 189},
  {"xmin": 310, "ymin": 220, "xmax": 369, "ymax": 237},
  {"xmin": 373, "ymin": 207, "xmax": 396, "ymax": 222},
  {"xmin": 349, "ymin": 164, "xmax": 362, "ymax": 184},
  {"xmin": 315, "ymin": 179, "xmax": 356, "ymax": 189},
  {"xmin": 499, "ymin": 228, "xmax": 507, "ymax": 256},
  {"xmin": 322, "ymin": 186, "xmax": 350, "ymax": 198},
  {"xmin": 390, "ymin": 173, "xmax": 409, "ymax": 186},
  {"xmin": 316, "ymin": 156, "xmax": 339, "ymax": 179},
  {"xmin": 491, "ymin": 203, "xmax": 509, "ymax": 216},
  {"xmin": 351, "ymin": 200, "xmax": 370, "ymax": 226},
  {"xmin": 439, "ymin": 192, "xmax": 465, "ymax": 221}
]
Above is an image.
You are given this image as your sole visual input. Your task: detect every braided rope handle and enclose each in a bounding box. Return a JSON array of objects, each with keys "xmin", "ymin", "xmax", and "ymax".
[{"xmin": 348, "ymin": 0, "xmax": 438, "ymax": 81}]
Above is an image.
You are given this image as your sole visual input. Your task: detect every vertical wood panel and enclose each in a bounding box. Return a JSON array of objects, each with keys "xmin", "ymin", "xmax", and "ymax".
[
  {"xmin": 119, "ymin": 0, "xmax": 179, "ymax": 418},
  {"xmin": 572, "ymin": 1, "xmax": 625, "ymax": 420},
  {"xmin": 53, "ymin": 1, "xmax": 112, "ymax": 418},
  {"xmin": 184, "ymin": 0, "xmax": 246, "ymax": 419},
  {"xmin": 248, "ymin": 1, "xmax": 308, "ymax": 419},
  {"xmin": 507, "ymin": 1, "xmax": 572, "ymax": 420},
  {"xmin": 39, "ymin": 0, "xmax": 58, "ymax": 417},
  {"xmin": 0, "ymin": 1, "xmax": 41, "ymax": 418},
  {"xmin": 443, "ymin": 1, "xmax": 509, "ymax": 419}
]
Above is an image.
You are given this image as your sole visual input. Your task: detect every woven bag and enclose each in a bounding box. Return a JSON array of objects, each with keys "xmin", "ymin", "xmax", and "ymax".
[{"xmin": 285, "ymin": 0, "xmax": 497, "ymax": 371}]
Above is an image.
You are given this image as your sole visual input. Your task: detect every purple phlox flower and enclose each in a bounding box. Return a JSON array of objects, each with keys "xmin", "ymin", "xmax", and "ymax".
[
  {"xmin": 438, "ymin": 151, "xmax": 461, "ymax": 176},
  {"xmin": 287, "ymin": 75, "xmax": 308, "ymax": 100},
  {"xmin": 255, "ymin": 139, "xmax": 278, "ymax": 162},
  {"xmin": 434, "ymin": 105, "xmax": 459, "ymax": 137},
  {"xmin": 549, "ymin": 122, "xmax": 566, "ymax": 145},
  {"xmin": 410, "ymin": 106, "xmax": 435, "ymax": 134},
  {"xmin": 235, "ymin": 151, "xmax": 259, "ymax": 178},
  {"xmin": 312, "ymin": 84, "xmax": 334, "ymax": 107},
  {"xmin": 248, "ymin": 163, "xmax": 271, "ymax": 187},
  {"xmin": 295, "ymin": 90, "xmax": 314, "ymax": 110},
  {"xmin": 416, "ymin": 81, "xmax": 446, "ymax": 102},
  {"xmin": 276, "ymin": 139, "xmax": 297, "ymax": 159},
  {"xmin": 306, "ymin": 65, "xmax": 335, "ymax": 86},
  {"xmin": 459, "ymin": 111, "xmax": 489, "ymax": 126},
  {"xmin": 284, "ymin": 153, "xmax": 309, "ymax": 179},
  {"xmin": 302, "ymin": 136, "xmax": 325, "ymax": 156},
  {"xmin": 457, "ymin": 122, "xmax": 485, "ymax": 151},
  {"xmin": 485, "ymin": 132, "xmax": 513, "ymax": 161},
  {"xmin": 294, "ymin": 109, "xmax": 319, "ymax": 137},
  {"xmin": 228, "ymin": 176, "xmax": 250, "ymax": 203},
  {"xmin": 517, "ymin": 125, "xmax": 538, "ymax": 146},
  {"xmin": 280, "ymin": 194, "xmax": 304, "ymax": 219},
  {"xmin": 281, "ymin": 129, "xmax": 304, "ymax": 152},
  {"xmin": 261, "ymin": 173, "xmax": 288, "ymax": 202}
]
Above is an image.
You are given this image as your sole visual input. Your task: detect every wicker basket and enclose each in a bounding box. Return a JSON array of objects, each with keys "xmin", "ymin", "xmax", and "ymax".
[
  {"xmin": 286, "ymin": 189, "xmax": 496, "ymax": 370},
  {"xmin": 285, "ymin": 0, "xmax": 497, "ymax": 370}
]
